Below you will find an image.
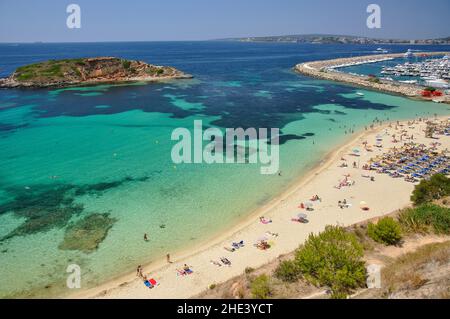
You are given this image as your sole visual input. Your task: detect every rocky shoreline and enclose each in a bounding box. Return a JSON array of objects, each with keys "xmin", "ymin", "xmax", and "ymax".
[
  {"xmin": 295, "ymin": 52, "xmax": 450, "ymax": 104},
  {"xmin": 0, "ymin": 57, "xmax": 193, "ymax": 89}
]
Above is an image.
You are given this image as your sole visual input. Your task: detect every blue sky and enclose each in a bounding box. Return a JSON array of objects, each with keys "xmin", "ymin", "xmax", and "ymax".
[{"xmin": 0, "ymin": 0, "xmax": 449, "ymax": 42}]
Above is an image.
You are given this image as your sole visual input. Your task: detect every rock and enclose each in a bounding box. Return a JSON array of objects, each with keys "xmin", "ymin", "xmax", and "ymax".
[{"xmin": 0, "ymin": 57, "xmax": 193, "ymax": 88}]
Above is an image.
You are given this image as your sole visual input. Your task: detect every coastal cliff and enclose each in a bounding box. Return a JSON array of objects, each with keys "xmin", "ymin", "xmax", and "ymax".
[{"xmin": 0, "ymin": 57, "xmax": 192, "ymax": 88}]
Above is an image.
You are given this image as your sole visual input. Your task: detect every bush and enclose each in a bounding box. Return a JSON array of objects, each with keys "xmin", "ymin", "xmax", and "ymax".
[
  {"xmin": 367, "ymin": 76, "xmax": 381, "ymax": 83},
  {"xmin": 250, "ymin": 274, "xmax": 271, "ymax": 299},
  {"xmin": 398, "ymin": 204, "xmax": 450, "ymax": 235},
  {"xmin": 367, "ymin": 217, "xmax": 402, "ymax": 245},
  {"xmin": 411, "ymin": 174, "xmax": 450, "ymax": 206},
  {"xmin": 295, "ymin": 226, "xmax": 366, "ymax": 298},
  {"xmin": 244, "ymin": 267, "xmax": 255, "ymax": 274},
  {"xmin": 122, "ymin": 60, "xmax": 131, "ymax": 69},
  {"xmin": 274, "ymin": 260, "xmax": 300, "ymax": 283}
]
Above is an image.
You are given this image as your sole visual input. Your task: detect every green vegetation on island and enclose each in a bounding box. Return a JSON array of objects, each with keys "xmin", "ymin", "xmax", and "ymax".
[{"xmin": 0, "ymin": 57, "xmax": 191, "ymax": 88}]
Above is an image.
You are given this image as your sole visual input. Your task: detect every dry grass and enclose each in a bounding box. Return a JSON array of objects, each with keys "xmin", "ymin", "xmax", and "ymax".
[{"xmin": 381, "ymin": 241, "xmax": 450, "ymax": 297}]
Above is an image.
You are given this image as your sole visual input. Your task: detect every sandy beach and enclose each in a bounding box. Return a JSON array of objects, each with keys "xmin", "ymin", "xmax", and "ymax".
[{"xmin": 73, "ymin": 115, "xmax": 450, "ymax": 299}]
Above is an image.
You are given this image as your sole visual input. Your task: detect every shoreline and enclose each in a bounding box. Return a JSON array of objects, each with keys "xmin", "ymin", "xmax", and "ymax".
[
  {"xmin": 0, "ymin": 74, "xmax": 194, "ymax": 89},
  {"xmin": 71, "ymin": 131, "xmax": 353, "ymax": 298},
  {"xmin": 72, "ymin": 114, "xmax": 449, "ymax": 299},
  {"xmin": 295, "ymin": 52, "xmax": 450, "ymax": 104}
]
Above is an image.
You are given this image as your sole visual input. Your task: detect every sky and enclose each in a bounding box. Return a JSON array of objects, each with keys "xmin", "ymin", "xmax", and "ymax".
[{"xmin": 0, "ymin": 0, "xmax": 449, "ymax": 42}]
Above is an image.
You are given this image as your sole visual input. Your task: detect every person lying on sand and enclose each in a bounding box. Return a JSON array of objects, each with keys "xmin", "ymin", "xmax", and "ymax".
[
  {"xmin": 220, "ymin": 257, "xmax": 232, "ymax": 266},
  {"xmin": 291, "ymin": 217, "xmax": 308, "ymax": 224},
  {"xmin": 224, "ymin": 246, "xmax": 236, "ymax": 252},
  {"xmin": 183, "ymin": 264, "xmax": 193, "ymax": 273},
  {"xmin": 177, "ymin": 265, "xmax": 194, "ymax": 276},
  {"xmin": 254, "ymin": 241, "xmax": 271, "ymax": 250},
  {"xmin": 266, "ymin": 231, "xmax": 279, "ymax": 238},
  {"xmin": 232, "ymin": 240, "xmax": 244, "ymax": 249},
  {"xmin": 210, "ymin": 260, "xmax": 222, "ymax": 267},
  {"xmin": 259, "ymin": 216, "xmax": 272, "ymax": 224}
]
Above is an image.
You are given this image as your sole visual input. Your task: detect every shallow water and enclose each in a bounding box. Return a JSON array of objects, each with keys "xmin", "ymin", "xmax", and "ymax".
[{"xmin": 0, "ymin": 42, "xmax": 449, "ymax": 297}]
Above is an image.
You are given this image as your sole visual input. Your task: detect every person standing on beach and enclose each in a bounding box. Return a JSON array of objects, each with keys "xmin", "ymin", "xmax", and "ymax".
[
  {"xmin": 166, "ymin": 253, "xmax": 171, "ymax": 264},
  {"xmin": 136, "ymin": 265, "xmax": 143, "ymax": 278},
  {"xmin": 144, "ymin": 233, "xmax": 148, "ymax": 241}
]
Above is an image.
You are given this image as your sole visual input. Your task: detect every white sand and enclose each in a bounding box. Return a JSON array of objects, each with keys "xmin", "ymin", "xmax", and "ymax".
[{"xmin": 73, "ymin": 116, "xmax": 450, "ymax": 299}]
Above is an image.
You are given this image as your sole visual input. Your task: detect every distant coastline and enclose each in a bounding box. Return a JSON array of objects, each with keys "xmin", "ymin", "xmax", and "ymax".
[
  {"xmin": 216, "ymin": 34, "xmax": 450, "ymax": 45},
  {"xmin": 294, "ymin": 52, "xmax": 450, "ymax": 104}
]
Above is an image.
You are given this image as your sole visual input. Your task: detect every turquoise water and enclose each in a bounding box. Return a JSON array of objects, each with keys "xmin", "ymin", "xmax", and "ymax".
[{"xmin": 1, "ymin": 42, "xmax": 449, "ymax": 298}]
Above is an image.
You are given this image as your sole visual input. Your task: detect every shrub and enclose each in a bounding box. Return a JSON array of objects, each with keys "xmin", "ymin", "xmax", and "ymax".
[
  {"xmin": 122, "ymin": 60, "xmax": 131, "ymax": 69},
  {"xmin": 398, "ymin": 204, "xmax": 450, "ymax": 235},
  {"xmin": 244, "ymin": 267, "xmax": 254, "ymax": 274},
  {"xmin": 367, "ymin": 217, "xmax": 402, "ymax": 245},
  {"xmin": 274, "ymin": 260, "xmax": 300, "ymax": 283},
  {"xmin": 295, "ymin": 226, "xmax": 366, "ymax": 298},
  {"xmin": 367, "ymin": 76, "xmax": 380, "ymax": 83},
  {"xmin": 411, "ymin": 174, "xmax": 450, "ymax": 206},
  {"xmin": 250, "ymin": 274, "xmax": 271, "ymax": 299},
  {"xmin": 209, "ymin": 284, "xmax": 216, "ymax": 290}
]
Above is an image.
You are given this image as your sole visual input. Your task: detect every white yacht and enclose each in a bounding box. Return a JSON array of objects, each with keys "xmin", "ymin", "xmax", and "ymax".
[
  {"xmin": 425, "ymin": 79, "xmax": 449, "ymax": 89},
  {"xmin": 375, "ymin": 48, "xmax": 388, "ymax": 53},
  {"xmin": 404, "ymin": 49, "xmax": 414, "ymax": 58}
]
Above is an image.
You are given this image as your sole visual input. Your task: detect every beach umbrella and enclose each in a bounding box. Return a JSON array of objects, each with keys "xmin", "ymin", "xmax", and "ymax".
[
  {"xmin": 359, "ymin": 201, "xmax": 368, "ymax": 207},
  {"xmin": 304, "ymin": 201, "xmax": 314, "ymax": 209},
  {"xmin": 297, "ymin": 213, "xmax": 308, "ymax": 219},
  {"xmin": 352, "ymin": 148, "xmax": 361, "ymax": 154},
  {"xmin": 257, "ymin": 235, "xmax": 268, "ymax": 242}
]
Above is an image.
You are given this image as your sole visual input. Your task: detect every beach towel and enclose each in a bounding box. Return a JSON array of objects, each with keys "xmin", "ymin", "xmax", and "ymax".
[
  {"xmin": 149, "ymin": 278, "xmax": 158, "ymax": 286},
  {"xmin": 144, "ymin": 280, "xmax": 153, "ymax": 288}
]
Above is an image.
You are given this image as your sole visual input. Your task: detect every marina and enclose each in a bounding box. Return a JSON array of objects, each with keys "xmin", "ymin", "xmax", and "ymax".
[
  {"xmin": 296, "ymin": 51, "xmax": 450, "ymax": 103},
  {"xmin": 381, "ymin": 54, "xmax": 450, "ymax": 88}
]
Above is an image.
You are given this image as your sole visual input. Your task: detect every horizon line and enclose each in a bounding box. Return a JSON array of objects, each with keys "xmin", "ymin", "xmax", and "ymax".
[{"xmin": 1, "ymin": 33, "xmax": 448, "ymax": 44}]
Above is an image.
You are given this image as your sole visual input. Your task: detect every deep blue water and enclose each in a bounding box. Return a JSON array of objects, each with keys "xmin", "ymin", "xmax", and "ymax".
[{"xmin": 1, "ymin": 42, "xmax": 449, "ymax": 131}]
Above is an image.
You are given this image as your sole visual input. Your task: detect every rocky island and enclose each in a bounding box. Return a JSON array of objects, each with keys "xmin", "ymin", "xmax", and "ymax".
[{"xmin": 0, "ymin": 57, "xmax": 192, "ymax": 88}]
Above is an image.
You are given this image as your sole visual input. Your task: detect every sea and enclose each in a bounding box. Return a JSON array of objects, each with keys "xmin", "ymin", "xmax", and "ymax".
[{"xmin": 0, "ymin": 42, "xmax": 449, "ymax": 297}]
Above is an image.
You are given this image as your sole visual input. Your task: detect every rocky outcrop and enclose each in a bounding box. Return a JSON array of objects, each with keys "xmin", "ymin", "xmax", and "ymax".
[{"xmin": 0, "ymin": 57, "xmax": 192, "ymax": 88}]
